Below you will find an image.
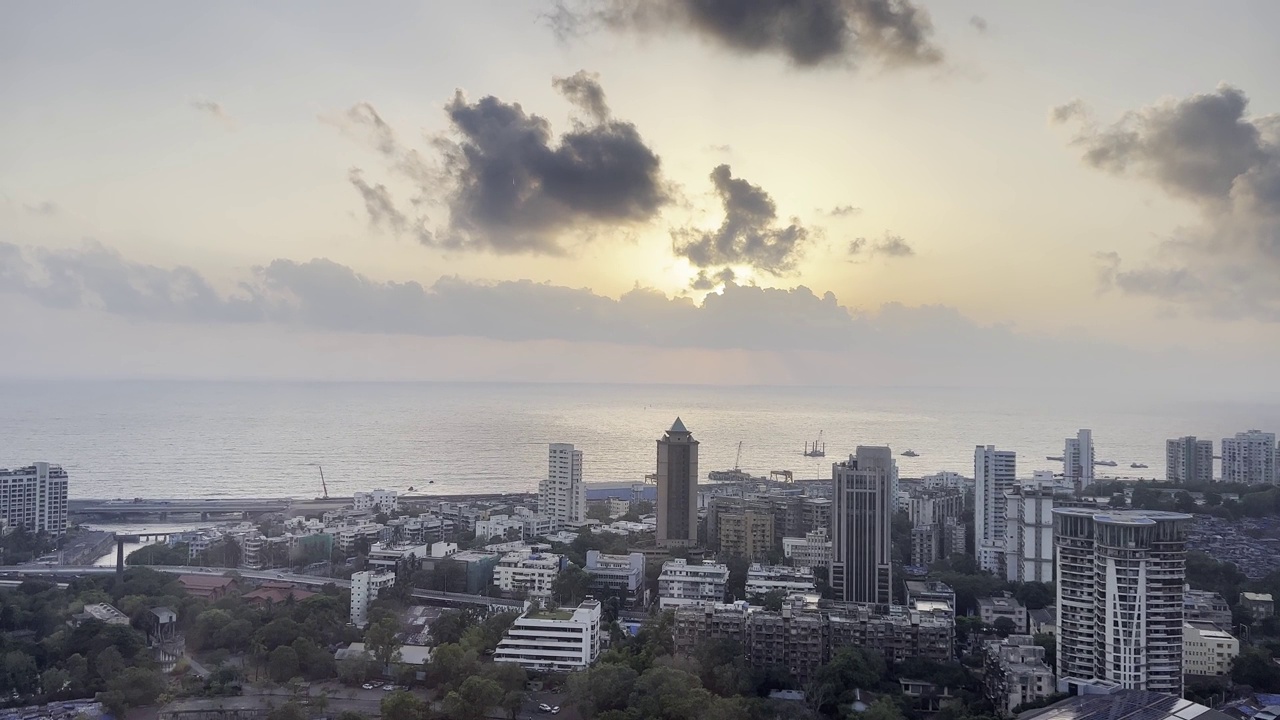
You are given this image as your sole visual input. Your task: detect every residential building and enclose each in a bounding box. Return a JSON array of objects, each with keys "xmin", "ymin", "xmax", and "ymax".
[
  {"xmin": 977, "ymin": 594, "xmax": 1028, "ymax": 633},
  {"xmin": 905, "ymin": 580, "xmax": 956, "ymax": 616},
  {"xmin": 1064, "ymin": 429, "xmax": 1095, "ymax": 488},
  {"xmin": 445, "ymin": 550, "xmax": 503, "ymax": 595},
  {"xmin": 353, "ymin": 489, "xmax": 399, "ymax": 514},
  {"xmin": 350, "ymin": 570, "xmax": 396, "ymax": 628},
  {"xmin": 983, "ymin": 635, "xmax": 1055, "ymax": 717},
  {"xmin": 1166, "ymin": 437, "xmax": 1214, "ymax": 484},
  {"xmin": 1028, "ymin": 607, "xmax": 1056, "ymax": 636},
  {"xmin": 1183, "ymin": 622, "xmax": 1239, "ymax": 676},
  {"xmin": 1003, "ymin": 484, "xmax": 1057, "ymax": 583},
  {"xmin": 584, "ymin": 550, "xmax": 646, "ymax": 606},
  {"xmin": 975, "ymin": 446, "xmax": 1016, "ymax": 574},
  {"xmin": 902, "ymin": 486, "xmax": 965, "ymax": 527},
  {"xmin": 718, "ymin": 510, "xmax": 775, "ymax": 562},
  {"xmin": 541, "ymin": 443, "xmax": 585, "ymax": 528},
  {"xmin": 1054, "ymin": 507, "xmax": 1191, "ymax": 694},
  {"xmin": 831, "ymin": 447, "xmax": 895, "ymax": 604},
  {"xmin": 493, "ymin": 599, "xmax": 602, "ymax": 672},
  {"xmin": 658, "ymin": 558, "xmax": 729, "ymax": 609},
  {"xmin": 911, "ymin": 523, "xmax": 942, "ymax": 566},
  {"xmin": 366, "ymin": 543, "xmax": 429, "ymax": 573},
  {"xmin": 493, "ymin": 551, "xmax": 565, "ymax": 601},
  {"xmin": 921, "ymin": 471, "xmax": 969, "ymax": 490},
  {"xmin": 656, "ymin": 418, "xmax": 699, "ymax": 548},
  {"xmin": 782, "ymin": 528, "xmax": 832, "ymax": 570},
  {"xmin": 1241, "ymin": 591, "xmax": 1275, "ymax": 618},
  {"xmin": 1184, "ymin": 588, "xmax": 1232, "ymax": 629},
  {"xmin": 705, "ymin": 494, "xmax": 830, "ymax": 555},
  {"xmin": 826, "ymin": 603, "xmax": 954, "ymax": 664},
  {"xmin": 744, "ymin": 564, "xmax": 816, "ymax": 598},
  {"xmin": 0, "ymin": 462, "xmax": 69, "ymax": 537},
  {"xmin": 941, "ymin": 518, "xmax": 967, "ymax": 558},
  {"xmin": 1221, "ymin": 430, "xmax": 1277, "ymax": 485}
]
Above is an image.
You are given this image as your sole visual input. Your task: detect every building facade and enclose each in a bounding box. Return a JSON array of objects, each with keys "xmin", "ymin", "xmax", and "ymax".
[
  {"xmin": 1003, "ymin": 484, "xmax": 1057, "ymax": 583},
  {"xmin": 1166, "ymin": 437, "xmax": 1214, "ymax": 484},
  {"xmin": 975, "ymin": 446, "xmax": 1016, "ymax": 574},
  {"xmin": 656, "ymin": 418, "xmax": 699, "ymax": 547},
  {"xmin": 984, "ymin": 636, "xmax": 1055, "ymax": 717},
  {"xmin": 1054, "ymin": 508, "xmax": 1190, "ymax": 694},
  {"xmin": 541, "ymin": 443, "xmax": 585, "ymax": 528},
  {"xmin": 658, "ymin": 558, "xmax": 729, "ymax": 609},
  {"xmin": 783, "ymin": 528, "xmax": 832, "ymax": 570},
  {"xmin": 1182, "ymin": 622, "xmax": 1238, "ymax": 676},
  {"xmin": 350, "ymin": 569, "xmax": 397, "ymax": 628},
  {"xmin": 744, "ymin": 564, "xmax": 816, "ymax": 597},
  {"xmin": 353, "ymin": 489, "xmax": 399, "ymax": 513},
  {"xmin": 1183, "ymin": 589, "xmax": 1232, "ymax": 629},
  {"xmin": 1221, "ymin": 430, "xmax": 1277, "ymax": 485},
  {"xmin": 977, "ymin": 594, "xmax": 1028, "ymax": 633},
  {"xmin": 493, "ymin": 551, "xmax": 565, "ymax": 601},
  {"xmin": 717, "ymin": 510, "xmax": 774, "ymax": 562},
  {"xmin": 584, "ymin": 550, "xmax": 646, "ymax": 606},
  {"xmin": 1064, "ymin": 429, "xmax": 1095, "ymax": 488},
  {"xmin": 831, "ymin": 447, "xmax": 895, "ymax": 604},
  {"xmin": 493, "ymin": 599, "xmax": 602, "ymax": 672},
  {"xmin": 0, "ymin": 462, "xmax": 69, "ymax": 537}
]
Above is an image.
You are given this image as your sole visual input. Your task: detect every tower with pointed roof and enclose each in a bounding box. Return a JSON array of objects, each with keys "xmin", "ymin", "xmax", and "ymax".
[{"xmin": 657, "ymin": 417, "xmax": 699, "ymax": 548}]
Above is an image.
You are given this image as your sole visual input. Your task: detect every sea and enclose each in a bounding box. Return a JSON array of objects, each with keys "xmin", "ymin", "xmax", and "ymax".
[{"xmin": 3, "ymin": 380, "xmax": 1280, "ymax": 502}]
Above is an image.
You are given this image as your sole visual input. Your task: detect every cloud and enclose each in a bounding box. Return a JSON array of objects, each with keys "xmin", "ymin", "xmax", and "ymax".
[
  {"xmin": 1057, "ymin": 85, "xmax": 1280, "ymax": 320},
  {"xmin": 824, "ymin": 204, "xmax": 862, "ymax": 217},
  {"xmin": 672, "ymin": 164, "xmax": 809, "ymax": 275},
  {"xmin": 969, "ymin": 15, "xmax": 988, "ymax": 33},
  {"xmin": 347, "ymin": 169, "xmax": 432, "ymax": 245},
  {"xmin": 690, "ymin": 267, "xmax": 736, "ymax": 290},
  {"xmin": 190, "ymin": 99, "xmax": 235, "ymax": 129},
  {"xmin": 551, "ymin": 0, "xmax": 943, "ymax": 69},
  {"xmin": 848, "ymin": 232, "xmax": 914, "ymax": 258},
  {"xmin": 332, "ymin": 75, "xmax": 670, "ymax": 255},
  {"xmin": 23, "ymin": 201, "xmax": 58, "ymax": 216},
  {"xmin": 552, "ymin": 70, "xmax": 610, "ymax": 121}
]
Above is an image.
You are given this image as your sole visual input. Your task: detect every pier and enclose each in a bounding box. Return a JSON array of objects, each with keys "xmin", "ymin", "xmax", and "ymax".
[{"xmin": 69, "ymin": 497, "xmax": 293, "ymax": 520}]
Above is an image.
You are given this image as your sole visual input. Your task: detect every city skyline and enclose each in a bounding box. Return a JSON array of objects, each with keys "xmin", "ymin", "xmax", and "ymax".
[{"xmin": 3, "ymin": 3, "xmax": 1280, "ymax": 390}]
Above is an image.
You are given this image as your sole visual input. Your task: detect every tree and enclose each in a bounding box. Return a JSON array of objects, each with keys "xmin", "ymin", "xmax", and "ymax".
[
  {"xmin": 993, "ymin": 617, "xmax": 1017, "ymax": 637},
  {"xmin": 552, "ymin": 565, "xmax": 594, "ymax": 607},
  {"xmin": 443, "ymin": 676, "xmax": 503, "ymax": 720},
  {"xmin": 568, "ymin": 663, "xmax": 639, "ymax": 718},
  {"xmin": 1014, "ymin": 582, "xmax": 1054, "ymax": 610},
  {"xmin": 587, "ymin": 505, "xmax": 614, "ymax": 522},
  {"xmin": 628, "ymin": 666, "xmax": 714, "ymax": 720},
  {"xmin": 1108, "ymin": 494, "xmax": 1127, "ymax": 508},
  {"xmin": 365, "ymin": 616, "xmax": 402, "ymax": 668},
  {"xmin": 337, "ymin": 713, "xmax": 367, "ymax": 720},
  {"xmin": 864, "ymin": 698, "xmax": 908, "ymax": 720},
  {"xmin": 1233, "ymin": 647, "xmax": 1280, "ymax": 692},
  {"xmin": 749, "ymin": 589, "xmax": 788, "ymax": 611},
  {"xmin": 380, "ymin": 690, "xmax": 426, "ymax": 720},
  {"xmin": 1175, "ymin": 491, "xmax": 1198, "ymax": 514},
  {"xmin": 213, "ymin": 618, "xmax": 254, "ymax": 652},
  {"xmin": 1033, "ymin": 633, "xmax": 1056, "ymax": 670},
  {"xmin": 2, "ymin": 651, "xmax": 39, "ymax": 696},
  {"xmin": 809, "ymin": 647, "xmax": 886, "ymax": 717},
  {"xmin": 126, "ymin": 543, "xmax": 190, "ymax": 566},
  {"xmin": 106, "ymin": 667, "xmax": 166, "ymax": 709},
  {"xmin": 269, "ymin": 645, "xmax": 300, "ymax": 683}
]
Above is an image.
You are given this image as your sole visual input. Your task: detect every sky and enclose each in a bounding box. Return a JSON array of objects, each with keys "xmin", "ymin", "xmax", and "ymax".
[{"xmin": 2, "ymin": 1, "xmax": 1279, "ymax": 391}]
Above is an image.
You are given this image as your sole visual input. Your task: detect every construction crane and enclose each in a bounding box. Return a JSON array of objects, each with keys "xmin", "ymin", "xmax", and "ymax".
[
  {"xmin": 302, "ymin": 462, "xmax": 330, "ymax": 499},
  {"xmin": 734, "ymin": 441, "xmax": 743, "ymax": 471}
]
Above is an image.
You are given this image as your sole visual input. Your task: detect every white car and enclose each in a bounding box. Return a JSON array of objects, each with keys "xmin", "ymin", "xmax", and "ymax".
[
  {"xmin": 538, "ymin": 704, "xmax": 551, "ymax": 713},
  {"xmin": 551, "ymin": 708, "xmax": 561, "ymax": 715},
  {"xmin": 361, "ymin": 683, "xmax": 374, "ymax": 690}
]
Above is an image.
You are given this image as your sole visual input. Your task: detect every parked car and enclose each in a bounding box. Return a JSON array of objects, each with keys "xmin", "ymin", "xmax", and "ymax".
[
  {"xmin": 361, "ymin": 684, "xmax": 373, "ymax": 690},
  {"xmin": 538, "ymin": 704, "xmax": 552, "ymax": 713},
  {"xmin": 551, "ymin": 708, "xmax": 561, "ymax": 715}
]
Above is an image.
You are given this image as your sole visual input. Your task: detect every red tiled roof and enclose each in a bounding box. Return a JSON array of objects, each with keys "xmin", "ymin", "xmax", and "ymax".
[
  {"xmin": 243, "ymin": 584, "xmax": 317, "ymax": 604},
  {"xmin": 178, "ymin": 574, "xmax": 238, "ymax": 590}
]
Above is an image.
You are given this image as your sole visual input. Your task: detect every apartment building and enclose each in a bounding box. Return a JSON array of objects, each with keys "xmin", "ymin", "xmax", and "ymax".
[
  {"xmin": 1003, "ymin": 484, "xmax": 1058, "ymax": 583},
  {"xmin": 782, "ymin": 528, "xmax": 832, "ymax": 570},
  {"xmin": 718, "ymin": 510, "xmax": 775, "ymax": 562},
  {"xmin": 350, "ymin": 570, "xmax": 397, "ymax": 628},
  {"xmin": 975, "ymin": 446, "xmax": 1016, "ymax": 574},
  {"xmin": 353, "ymin": 489, "xmax": 399, "ymax": 514},
  {"xmin": 0, "ymin": 462, "xmax": 69, "ymax": 537},
  {"xmin": 1221, "ymin": 430, "xmax": 1277, "ymax": 485},
  {"xmin": 658, "ymin": 558, "xmax": 729, "ymax": 609},
  {"xmin": 1166, "ymin": 437, "xmax": 1214, "ymax": 484},
  {"xmin": 584, "ymin": 550, "xmax": 646, "ymax": 607},
  {"xmin": 493, "ymin": 551, "xmax": 565, "ymax": 601},
  {"xmin": 1183, "ymin": 622, "xmax": 1239, "ymax": 676},
  {"xmin": 541, "ymin": 443, "xmax": 585, "ymax": 528},
  {"xmin": 744, "ymin": 564, "xmax": 816, "ymax": 598},
  {"xmin": 656, "ymin": 418, "xmax": 699, "ymax": 548},
  {"xmin": 984, "ymin": 636, "xmax": 1056, "ymax": 716},
  {"xmin": 978, "ymin": 594, "xmax": 1028, "ymax": 633},
  {"xmin": 1184, "ymin": 589, "xmax": 1232, "ymax": 629},
  {"xmin": 493, "ymin": 599, "xmax": 602, "ymax": 672}
]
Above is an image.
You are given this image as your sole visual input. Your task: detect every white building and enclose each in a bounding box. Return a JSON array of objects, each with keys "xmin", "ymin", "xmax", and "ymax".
[
  {"xmin": 920, "ymin": 471, "xmax": 969, "ymax": 490},
  {"xmin": 353, "ymin": 489, "xmax": 399, "ymax": 514},
  {"xmin": 744, "ymin": 564, "xmax": 816, "ymax": 598},
  {"xmin": 1054, "ymin": 507, "xmax": 1190, "ymax": 694},
  {"xmin": 367, "ymin": 543, "xmax": 429, "ymax": 573},
  {"xmin": 1003, "ymin": 484, "xmax": 1057, "ymax": 583},
  {"xmin": 584, "ymin": 550, "xmax": 646, "ymax": 605},
  {"xmin": 1166, "ymin": 436, "xmax": 1214, "ymax": 484},
  {"xmin": 1183, "ymin": 621, "xmax": 1239, "ymax": 676},
  {"xmin": 493, "ymin": 599, "xmax": 602, "ymax": 672},
  {"xmin": 350, "ymin": 569, "xmax": 397, "ymax": 628},
  {"xmin": 493, "ymin": 551, "xmax": 564, "ymax": 601},
  {"xmin": 1221, "ymin": 430, "xmax": 1277, "ymax": 485},
  {"xmin": 975, "ymin": 446, "xmax": 1016, "ymax": 574},
  {"xmin": 782, "ymin": 528, "xmax": 832, "ymax": 570},
  {"xmin": 658, "ymin": 558, "xmax": 729, "ymax": 609},
  {"xmin": 1064, "ymin": 429, "xmax": 1095, "ymax": 487},
  {"xmin": 541, "ymin": 443, "xmax": 585, "ymax": 528},
  {"xmin": 0, "ymin": 462, "xmax": 69, "ymax": 537},
  {"xmin": 984, "ymin": 636, "xmax": 1056, "ymax": 717},
  {"xmin": 978, "ymin": 594, "xmax": 1028, "ymax": 632}
]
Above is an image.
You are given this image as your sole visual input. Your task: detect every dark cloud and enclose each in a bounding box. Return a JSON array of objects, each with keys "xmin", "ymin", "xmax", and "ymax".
[
  {"xmin": 23, "ymin": 201, "xmax": 58, "ymax": 216},
  {"xmin": 969, "ymin": 15, "xmax": 988, "ymax": 33},
  {"xmin": 552, "ymin": 0, "xmax": 942, "ymax": 69},
  {"xmin": 332, "ymin": 76, "xmax": 669, "ymax": 255},
  {"xmin": 672, "ymin": 164, "xmax": 808, "ymax": 274},
  {"xmin": 1058, "ymin": 85, "xmax": 1280, "ymax": 320},
  {"xmin": 690, "ymin": 267, "xmax": 736, "ymax": 290},
  {"xmin": 825, "ymin": 204, "xmax": 862, "ymax": 217},
  {"xmin": 848, "ymin": 233, "xmax": 913, "ymax": 258},
  {"xmin": 552, "ymin": 70, "xmax": 610, "ymax": 121}
]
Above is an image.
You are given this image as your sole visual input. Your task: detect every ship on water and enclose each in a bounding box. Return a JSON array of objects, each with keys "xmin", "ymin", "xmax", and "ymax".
[
  {"xmin": 901, "ymin": 449, "xmax": 919, "ymax": 457},
  {"xmin": 803, "ymin": 431, "xmax": 826, "ymax": 457}
]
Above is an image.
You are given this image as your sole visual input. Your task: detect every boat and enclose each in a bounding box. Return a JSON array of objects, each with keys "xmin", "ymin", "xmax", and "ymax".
[
  {"xmin": 1094, "ymin": 459, "xmax": 1118, "ymax": 467},
  {"xmin": 901, "ymin": 449, "xmax": 919, "ymax": 457},
  {"xmin": 804, "ymin": 431, "xmax": 826, "ymax": 457},
  {"xmin": 408, "ymin": 486, "xmax": 416, "ymax": 492},
  {"xmin": 1130, "ymin": 463, "xmax": 1148, "ymax": 469},
  {"xmin": 1046, "ymin": 456, "xmax": 1064, "ymax": 462},
  {"xmin": 428, "ymin": 480, "xmax": 435, "ymax": 484},
  {"xmin": 708, "ymin": 469, "xmax": 752, "ymax": 483}
]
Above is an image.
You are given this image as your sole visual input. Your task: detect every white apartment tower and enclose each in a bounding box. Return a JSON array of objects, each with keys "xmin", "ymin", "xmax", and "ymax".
[
  {"xmin": 350, "ymin": 569, "xmax": 397, "ymax": 628},
  {"xmin": 1221, "ymin": 430, "xmax": 1277, "ymax": 485},
  {"xmin": 0, "ymin": 462, "xmax": 69, "ymax": 537},
  {"xmin": 541, "ymin": 443, "xmax": 585, "ymax": 527},
  {"xmin": 1166, "ymin": 436, "xmax": 1214, "ymax": 484},
  {"xmin": 830, "ymin": 447, "xmax": 894, "ymax": 605},
  {"xmin": 974, "ymin": 446, "xmax": 1016, "ymax": 574},
  {"xmin": 1054, "ymin": 508, "xmax": 1190, "ymax": 694},
  {"xmin": 1003, "ymin": 484, "xmax": 1056, "ymax": 583},
  {"xmin": 1064, "ymin": 429, "xmax": 1094, "ymax": 487}
]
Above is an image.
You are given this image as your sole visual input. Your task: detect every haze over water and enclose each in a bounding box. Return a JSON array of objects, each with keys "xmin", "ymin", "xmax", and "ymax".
[{"xmin": 4, "ymin": 381, "xmax": 1279, "ymax": 500}]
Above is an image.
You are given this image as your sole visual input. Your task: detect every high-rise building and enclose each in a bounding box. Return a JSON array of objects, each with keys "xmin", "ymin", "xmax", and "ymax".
[
  {"xmin": 830, "ymin": 447, "xmax": 894, "ymax": 605},
  {"xmin": 717, "ymin": 511, "xmax": 774, "ymax": 563},
  {"xmin": 0, "ymin": 462, "xmax": 69, "ymax": 537},
  {"xmin": 656, "ymin": 418, "xmax": 699, "ymax": 547},
  {"xmin": 975, "ymin": 446, "xmax": 1016, "ymax": 574},
  {"xmin": 1165, "ymin": 436, "xmax": 1214, "ymax": 484},
  {"xmin": 541, "ymin": 443, "xmax": 585, "ymax": 527},
  {"xmin": 1054, "ymin": 508, "xmax": 1190, "ymax": 694},
  {"xmin": 1221, "ymin": 430, "xmax": 1277, "ymax": 485},
  {"xmin": 350, "ymin": 569, "xmax": 396, "ymax": 628},
  {"xmin": 1064, "ymin": 429, "xmax": 1094, "ymax": 487},
  {"xmin": 1003, "ymin": 484, "xmax": 1058, "ymax": 583}
]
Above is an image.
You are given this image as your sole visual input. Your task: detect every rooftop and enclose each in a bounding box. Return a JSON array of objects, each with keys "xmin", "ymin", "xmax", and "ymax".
[
  {"xmin": 1242, "ymin": 592, "xmax": 1274, "ymax": 602},
  {"xmin": 526, "ymin": 608, "xmax": 574, "ymax": 621},
  {"xmin": 669, "ymin": 417, "xmax": 688, "ymax": 434},
  {"xmin": 1018, "ymin": 689, "xmax": 1231, "ymax": 720}
]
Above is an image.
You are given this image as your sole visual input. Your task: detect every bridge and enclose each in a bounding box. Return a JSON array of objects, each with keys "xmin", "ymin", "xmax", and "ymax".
[
  {"xmin": 0, "ymin": 565, "xmax": 525, "ymax": 611},
  {"xmin": 69, "ymin": 498, "xmax": 293, "ymax": 520}
]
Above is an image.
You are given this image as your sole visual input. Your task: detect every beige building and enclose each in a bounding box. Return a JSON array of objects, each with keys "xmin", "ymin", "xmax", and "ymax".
[
  {"xmin": 983, "ymin": 636, "xmax": 1055, "ymax": 716},
  {"xmin": 1183, "ymin": 621, "xmax": 1239, "ymax": 676},
  {"xmin": 718, "ymin": 510, "xmax": 774, "ymax": 562},
  {"xmin": 978, "ymin": 594, "xmax": 1028, "ymax": 633}
]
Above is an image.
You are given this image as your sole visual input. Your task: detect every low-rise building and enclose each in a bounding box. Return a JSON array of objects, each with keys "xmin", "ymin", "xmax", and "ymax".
[
  {"xmin": 782, "ymin": 528, "xmax": 832, "ymax": 570},
  {"xmin": 446, "ymin": 550, "xmax": 503, "ymax": 595},
  {"xmin": 493, "ymin": 599, "xmax": 602, "ymax": 672},
  {"xmin": 493, "ymin": 551, "xmax": 565, "ymax": 601},
  {"xmin": 1242, "ymin": 592, "xmax": 1275, "ymax": 619},
  {"xmin": 353, "ymin": 489, "xmax": 399, "ymax": 514},
  {"xmin": 1185, "ymin": 588, "xmax": 1232, "ymax": 629},
  {"xmin": 79, "ymin": 603, "xmax": 130, "ymax": 626},
  {"xmin": 983, "ymin": 635, "xmax": 1055, "ymax": 716},
  {"xmin": 367, "ymin": 543, "xmax": 430, "ymax": 573},
  {"xmin": 1028, "ymin": 607, "xmax": 1056, "ymax": 637},
  {"xmin": 350, "ymin": 570, "xmax": 396, "ymax": 628},
  {"xmin": 177, "ymin": 574, "xmax": 238, "ymax": 600},
  {"xmin": 584, "ymin": 550, "xmax": 646, "ymax": 607},
  {"xmin": 658, "ymin": 559, "xmax": 730, "ymax": 609},
  {"xmin": 977, "ymin": 594, "xmax": 1028, "ymax": 633},
  {"xmin": 905, "ymin": 580, "xmax": 956, "ymax": 616},
  {"xmin": 744, "ymin": 564, "xmax": 816, "ymax": 598},
  {"xmin": 1183, "ymin": 621, "xmax": 1239, "ymax": 676}
]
